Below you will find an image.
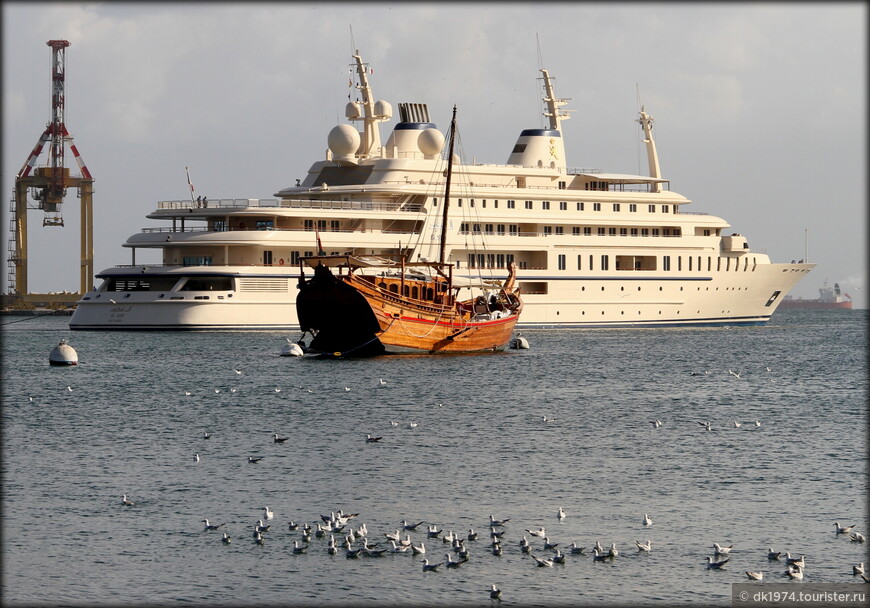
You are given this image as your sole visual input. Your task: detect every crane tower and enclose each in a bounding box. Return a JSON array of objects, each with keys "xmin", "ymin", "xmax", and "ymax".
[{"xmin": 7, "ymin": 39, "xmax": 94, "ymax": 308}]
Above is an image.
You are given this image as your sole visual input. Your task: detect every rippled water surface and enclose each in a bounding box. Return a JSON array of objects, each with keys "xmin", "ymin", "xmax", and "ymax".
[{"xmin": 2, "ymin": 311, "xmax": 867, "ymax": 606}]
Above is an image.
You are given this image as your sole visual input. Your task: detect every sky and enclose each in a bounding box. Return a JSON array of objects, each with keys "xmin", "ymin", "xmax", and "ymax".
[{"xmin": 2, "ymin": 2, "xmax": 866, "ymax": 307}]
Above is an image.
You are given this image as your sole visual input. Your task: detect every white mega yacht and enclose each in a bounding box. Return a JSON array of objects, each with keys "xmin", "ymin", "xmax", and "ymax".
[{"xmin": 69, "ymin": 51, "xmax": 813, "ymax": 331}]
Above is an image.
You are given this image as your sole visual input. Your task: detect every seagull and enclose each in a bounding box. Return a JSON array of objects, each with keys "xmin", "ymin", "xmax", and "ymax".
[
  {"xmin": 365, "ymin": 434, "xmax": 382, "ymax": 442},
  {"xmin": 543, "ymin": 537, "xmax": 559, "ymax": 551},
  {"xmin": 489, "ymin": 515, "xmax": 510, "ymax": 527},
  {"xmin": 835, "ymin": 521, "xmax": 856, "ymax": 534},
  {"xmin": 734, "ymin": 421, "xmax": 742, "ymax": 428},
  {"xmin": 594, "ymin": 541, "xmax": 604, "ymax": 554},
  {"xmin": 531, "ymin": 554, "xmax": 554, "ymax": 567},
  {"xmin": 253, "ymin": 531, "xmax": 265, "ymax": 545},
  {"xmin": 542, "ymin": 415, "xmax": 554, "ymax": 423},
  {"xmin": 66, "ymin": 385, "xmax": 73, "ymax": 392},
  {"xmin": 445, "ymin": 552, "xmax": 466, "ymax": 568},
  {"xmin": 379, "ymin": 378, "xmax": 387, "ymax": 386},
  {"xmin": 768, "ymin": 549, "xmax": 782, "ymax": 560},
  {"xmin": 292, "ymin": 540, "xmax": 308, "ymax": 554},
  {"xmin": 526, "ymin": 527, "xmax": 546, "ymax": 538},
  {"xmin": 402, "ymin": 520, "xmax": 424, "ymax": 531},
  {"xmin": 345, "ymin": 547, "xmax": 362, "ymax": 558},
  {"xmin": 287, "ymin": 521, "xmax": 298, "ymax": 531},
  {"xmin": 854, "ymin": 562, "xmax": 865, "ymax": 576},
  {"xmin": 643, "ymin": 513, "xmax": 653, "ymax": 527},
  {"xmin": 255, "ymin": 520, "xmax": 270, "ymax": 533},
  {"xmin": 557, "ymin": 507, "xmax": 566, "ymax": 519},
  {"xmin": 467, "ymin": 529, "xmax": 478, "ymax": 541},
  {"xmin": 185, "ymin": 391, "xmax": 192, "ymax": 396},
  {"xmin": 421, "ymin": 558, "xmax": 440, "ymax": 572},
  {"xmin": 389, "ymin": 420, "xmax": 399, "ymax": 426},
  {"xmin": 247, "ymin": 456, "xmax": 263, "ymax": 464},
  {"xmin": 230, "ymin": 388, "xmax": 237, "ymax": 393},
  {"xmin": 592, "ymin": 548, "xmax": 609, "ymax": 562},
  {"xmin": 120, "ymin": 494, "xmax": 134, "ymax": 506},
  {"xmin": 234, "ymin": 369, "xmax": 242, "ymax": 374},
  {"xmin": 746, "ymin": 571, "xmax": 764, "ymax": 580},
  {"xmin": 492, "ymin": 542, "xmax": 503, "ymax": 556},
  {"xmin": 651, "ymin": 420, "xmax": 662, "ymax": 428},
  {"xmin": 221, "ymin": 532, "xmax": 232, "ymax": 544},
  {"xmin": 490, "ymin": 527, "xmax": 506, "ymax": 538},
  {"xmin": 193, "ymin": 454, "xmax": 200, "ymax": 462},
  {"xmin": 389, "ymin": 540, "xmax": 410, "ymax": 553},
  {"xmin": 706, "ymin": 556, "xmax": 730, "ymax": 569},
  {"xmin": 384, "ymin": 530, "xmax": 401, "ymax": 542},
  {"xmin": 635, "ymin": 540, "xmax": 652, "ymax": 552},
  {"xmin": 214, "ymin": 389, "xmax": 221, "ymax": 394},
  {"xmin": 786, "ymin": 554, "xmax": 805, "ymax": 568},
  {"xmin": 755, "ymin": 420, "xmax": 762, "ymax": 427},
  {"xmin": 274, "ymin": 387, "xmax": 281, "ymax": 393},
  {"xmin": 608, "ymin": 543, "xmax": 618, "ymax": 558},
  {"xmin": 851, "ymin": 533, "xmax": 866, "ymax": 543},
  {"xmin": 262, "ymin": 506, "xmax": 273, "ymax": 520},
  {"xmin": 344, "ymin": 387, "xmax": 350, "ymax": 392},
  {"xmin": 273, "ymin": 434, "xmax": 289, "ymax": 443},
  {"xmin": 728, "ymin": 369, "xmax": 741, "ymax": 379},
  {"xmin": 699, "ymin": 421, "xmax": 712, "ymax": 431},
  {"xmin": 490, "ymin": 584, "xmax": 501, "ymax": 600},
  {"xmin": 427, "ymin": 525, "xmax": 441, "ymax": 538},
  {"xmin": 713, "ymin": 543, "xmax": 733, "ymax": 555},
  {"xmin": 411, "ymin": 541, "xmax": 426, "ymax": 555},
  {"xmin": 408, "ymin": 422, "xmax": 418, "ymax": 428},
  {"xmin": 202, "ymin": 432, "xmax": 210, "ymax": 439},
  {"xmin": 202, "ymin": 519, "xmax": 225, "ymax": 531},
  {"xmin": 568, "ymin": 543, "xmax": 586, "ymax": 555},
  {"xmin": 786, "ymin": 565, "xmax": 804, "ymax": 580},
  {"xmin": 552, "ymin": 549, "xmax": 566, "ymax": 564}
]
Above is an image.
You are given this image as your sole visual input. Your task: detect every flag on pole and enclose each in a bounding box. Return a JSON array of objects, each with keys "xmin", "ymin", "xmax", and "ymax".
[
  {"xmin": 186, "ymin": 166, "xmax": 195, "ymax": 202},
  {"xmin": 315, "ymin": 226, "xmax": 325, "ymax": 256}
]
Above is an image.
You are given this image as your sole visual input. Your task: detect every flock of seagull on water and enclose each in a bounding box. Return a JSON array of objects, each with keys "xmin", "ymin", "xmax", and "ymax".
[{"xmin": 116, "ymin": 493, "xmax": 869, "ymax": 599}]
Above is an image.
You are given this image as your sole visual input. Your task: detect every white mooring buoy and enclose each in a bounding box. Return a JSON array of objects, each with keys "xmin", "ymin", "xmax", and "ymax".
[
  {"xmin": 510, "ymin": 336, "xmax": 530, "ymax": 350},
  {"xmin": 280, "ymin": 338, "xmax": 304, "ymax": 357},
  {"xmin": 49, "ymin": 339, "xmax": 78, "ymax": 366}
]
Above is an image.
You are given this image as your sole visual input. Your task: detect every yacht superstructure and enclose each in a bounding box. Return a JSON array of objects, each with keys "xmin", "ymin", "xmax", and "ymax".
[{"xmin": 69, "ymin": 51, "xmax": 813, "ymax": 331}]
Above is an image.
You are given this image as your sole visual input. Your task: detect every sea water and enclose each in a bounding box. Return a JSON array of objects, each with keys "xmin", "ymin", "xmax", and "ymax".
[{"xmin": 2, "ymin": 311, "xmax": 867, "ymax": 606}]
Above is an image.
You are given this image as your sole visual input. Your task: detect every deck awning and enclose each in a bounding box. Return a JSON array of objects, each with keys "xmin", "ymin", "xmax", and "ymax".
[{"xmin": 575, "ymin": 172, "xmax": 669, "ymax": 184}]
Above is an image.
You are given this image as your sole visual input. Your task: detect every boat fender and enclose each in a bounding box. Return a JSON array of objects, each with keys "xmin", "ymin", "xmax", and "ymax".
[
  {"xmin": 49, "ymin": 339, "xmax": 79, "ymax": 366},
  {"xmin": 279, "ymin": 259, "xmax": 284, "ymax": 265}
]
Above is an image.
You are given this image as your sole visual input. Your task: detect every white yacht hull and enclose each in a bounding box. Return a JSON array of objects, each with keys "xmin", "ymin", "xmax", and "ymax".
[{"xmin": 70, "ymin": 262, "xmax": 811, "ymax": 331}]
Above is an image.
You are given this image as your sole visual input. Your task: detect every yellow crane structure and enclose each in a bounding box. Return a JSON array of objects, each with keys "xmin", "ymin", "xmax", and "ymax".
[{"xmin": 6, "ymin": 39, "xmax": 93, "ymax": 310}]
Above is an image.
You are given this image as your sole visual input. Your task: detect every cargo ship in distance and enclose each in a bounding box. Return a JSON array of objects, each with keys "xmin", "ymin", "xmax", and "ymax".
[
  {"xmin": 69, "ymin": 50, "xmax": 814, "ymax": 331},
  {"xmin": 778, "ymin": 281, "xmax": 852, "ymax": 310}
]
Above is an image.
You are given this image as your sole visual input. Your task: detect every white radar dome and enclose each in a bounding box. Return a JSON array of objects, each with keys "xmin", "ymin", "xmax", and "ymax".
[
  {"xmin": 374, "ymin": 100, "xmax": 393, "ymax": 119},
  {"xmin": 328, "ymin": 124, "xmax": 361, "ymax": 158},
  {"xmin": 345, "ymin": 102, "xmax": 362, "ymax": 119},
  {"xmin": 418, "ymin": 128, "xmax": 445, "ymax": 157}
]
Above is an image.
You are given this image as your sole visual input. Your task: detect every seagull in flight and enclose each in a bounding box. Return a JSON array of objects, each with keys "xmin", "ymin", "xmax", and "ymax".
[{"xmin": 728, "ymin": 369, "xmax": 741, "ymax": 379}]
